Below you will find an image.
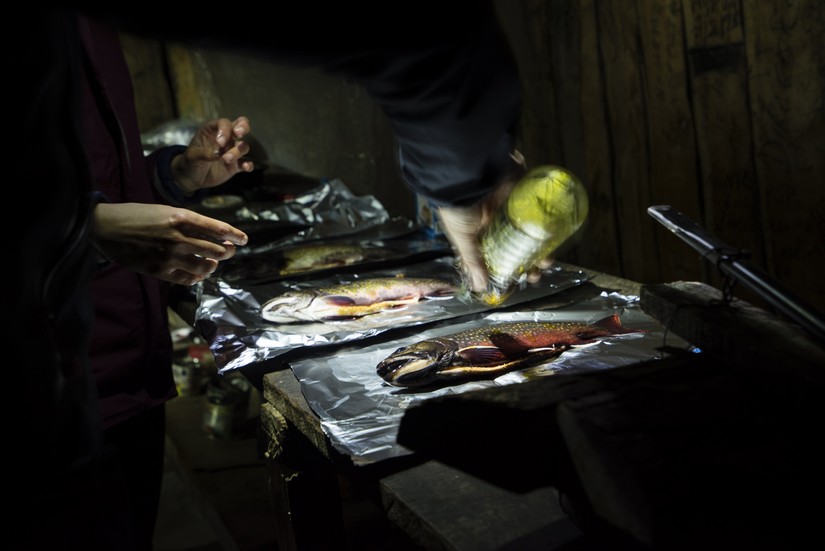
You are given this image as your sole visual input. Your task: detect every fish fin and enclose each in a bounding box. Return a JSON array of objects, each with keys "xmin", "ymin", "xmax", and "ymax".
[
  {"xmin": 322, "ymin": 295, "xmax": 357, "ymax": 306},
  {"xmin": 530, "ymin": 344, "xmax": 570, "ymax": 353},
  {"xmin": 591, "ymin": 313, "xmax": 646, "ymax": 335},
  {"xmin": 424, "ymin": 292, "xmax": 456, "ymax": 300},
  {"xmin": 438, "ymin": 348, "xmax": 566, "ymax": 381},
  {"xmin": 489, "ymin": 332, "xmax": 533, "ymax": 356},
  {"xmin": 459, "ymin": 346, "xmax": 508, "ymax": 366},
  {"xmin": 424, "ymin": 288, "xmax": 457, "ymax": 299}
]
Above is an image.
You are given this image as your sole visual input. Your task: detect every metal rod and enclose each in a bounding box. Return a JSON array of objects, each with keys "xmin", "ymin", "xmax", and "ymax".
[{"xmin": 648, "ymin": 205, "xmax": 825, "ymax": 345}]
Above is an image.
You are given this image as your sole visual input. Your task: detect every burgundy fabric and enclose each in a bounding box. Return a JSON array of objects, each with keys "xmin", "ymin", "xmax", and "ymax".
[{"xmin": 77, "ymin": 14, "xmax": 176, "ymax": 429}]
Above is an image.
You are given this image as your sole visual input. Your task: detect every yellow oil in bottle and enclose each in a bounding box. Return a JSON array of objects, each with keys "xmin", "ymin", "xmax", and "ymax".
[{"xmin": 480, "ymin": 165, "xmax": 589, "ymax": 305}]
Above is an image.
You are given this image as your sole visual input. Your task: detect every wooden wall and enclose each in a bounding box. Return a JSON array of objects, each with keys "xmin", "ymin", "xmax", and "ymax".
[
  {"xmin": 122, "ymin": 0, "xmax": 824, "ymax": 318},
  {"xmin": 500, "ymin": 0, "xmax": 825, "ymax": 317}
]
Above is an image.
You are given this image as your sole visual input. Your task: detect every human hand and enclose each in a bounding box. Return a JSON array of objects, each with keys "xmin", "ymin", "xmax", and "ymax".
[
  {"xmin": 93, "ymin": 202, "xmax": 249, "ymax": 286},
  {"xmin": 437, "ymin": 151, "xmax": 553, "ymax": 295},
  {"xmin": 171, "ymin": 116, "xmax": 254, "ymax": 196}
]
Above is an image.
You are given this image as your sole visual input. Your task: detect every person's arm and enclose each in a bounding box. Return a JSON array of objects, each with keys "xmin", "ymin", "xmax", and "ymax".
[
  {"xmin": 80, "ymin": 3, "xmax": 524, "ymax": 292},
  {"xmin": 94, "ymin": 117, "xmax": 253, "ymax": 285},
  {"xmin": 350, "ymin": 8, "xmax": 525, "ymax": 292},
  {"xmin": 92, "ymin": 202, "xmax": 248, "ymax": 286}
]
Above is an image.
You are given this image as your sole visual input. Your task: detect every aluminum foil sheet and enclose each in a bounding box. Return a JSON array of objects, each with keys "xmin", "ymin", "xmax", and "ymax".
[
  {"xmin": 141, "ymin": 119, "xmax": 200, "ymax": 154},
  {"xmin": 194, "ymin": 258, "xmax": 590, "ymax": 373},
  {"xmin": 193, "ymin": 179, "xmax": 408, "ymax": 256},
  {"xmin": 288, "ymin": 292, "xmax": 695, "ymax": 465},
  {"xmin": 247, "ymin": 179, "xmax": 396, "ymax": 251},
  {"xmin": 213, "ymin": 227, "xmax": 451, "ymax": 286}
]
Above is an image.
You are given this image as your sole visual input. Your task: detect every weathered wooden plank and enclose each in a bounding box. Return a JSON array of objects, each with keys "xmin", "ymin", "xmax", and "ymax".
[
  {"xmin": 260, "ymin": 402, "xmax": 346, "ymax": 551},
  {"xmin": 263, "ymin": 368, "xmax": 339, "ymax": 462},
  {"xmin": 545, "ymin": 0, "xmax": 594, "ymax": 269},
  {"xmin": 682, "ymin": 0, "xmax": 766, "ymax": 306},
  {"xmin": 496, "ymin": 0, "xmax": 563, "ymax": 169},
  {"xmin": 381, "ymin": 461, "xmax": 580, "ymax": 551},
  {"xmin": 743, "ymin": 0, "xmax": 825, "ymax": 313},
  {"xmin": 548, "ymin": 0, "xmax": 586, "ymax": 173},
  {"xmin": 639, "ymin": 281, "xmax": 825, "ymax": 389},
  {"xmin": 637, "ymin": 0, "xmax": 704, "ymax": 284},
  {"xmin": 595, "ymin": 0, "xmax": 660, "ymax": 283},
  {"xmin": 575, "ymin": 0, "xmax": 624, "ymax": 276}
]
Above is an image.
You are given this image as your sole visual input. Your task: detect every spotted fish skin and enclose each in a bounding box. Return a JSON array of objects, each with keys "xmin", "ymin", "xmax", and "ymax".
[
  {"xmin": 376, "ymin": 314, "xmax": 645, "ymax": 387},
  {"xmin": 260, "ymin": 277, "xmax": 456, "ymax": 323}
]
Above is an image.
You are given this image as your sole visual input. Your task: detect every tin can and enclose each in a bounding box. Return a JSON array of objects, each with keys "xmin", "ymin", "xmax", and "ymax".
[
  {"xmin": 172, "ymin": 358, "xmax": 203, "ymax": 397},
  {"xmin": 202, "ymin": 375, "xmax": 250, "ymax": 440},
  {"xmin": 415, "ymin": 194, "xmax": 444, "ymax": 238}
]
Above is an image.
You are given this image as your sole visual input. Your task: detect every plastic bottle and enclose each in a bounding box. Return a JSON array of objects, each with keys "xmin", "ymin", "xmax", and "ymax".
[{"xmin": 480, "ymin": 165, "xmax": 589, "ymax": 305}]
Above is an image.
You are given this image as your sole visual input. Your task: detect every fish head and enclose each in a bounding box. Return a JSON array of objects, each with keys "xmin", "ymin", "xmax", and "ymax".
[
  {"xmin": 377, "ymin": 338, "xmax": 459, "ymax": 387},
  {"xmin": 260, "ymin": 292, "xmax": 317, "ymax": 323}
]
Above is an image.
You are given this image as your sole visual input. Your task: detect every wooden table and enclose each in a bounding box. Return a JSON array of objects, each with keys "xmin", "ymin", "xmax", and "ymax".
[
  {"xmin": 257, "ymin": 265, "xmax": 638, "ymax": 550},
  {"xmin": 253, "ymin": 264, "xmax": 825, "ymax": 550}
]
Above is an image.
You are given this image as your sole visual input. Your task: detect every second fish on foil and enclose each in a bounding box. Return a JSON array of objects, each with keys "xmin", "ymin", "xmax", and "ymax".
[{"xmin": 260, "ymin": 277, "xmax": 458, "ymax": 323}]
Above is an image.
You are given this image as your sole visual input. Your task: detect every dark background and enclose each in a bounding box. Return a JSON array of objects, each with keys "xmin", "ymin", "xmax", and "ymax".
[{"xmin": 121, "ymin": 0, "xmax": 825, "ymax": 317}]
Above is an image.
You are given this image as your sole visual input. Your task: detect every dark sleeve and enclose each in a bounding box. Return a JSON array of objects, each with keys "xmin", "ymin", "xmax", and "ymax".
[
  {"xmin": 332, "ymin": 8, "xmax": 520, "ymax": 205},
  {"xmin": 77, "ymin": 2, "xmax": 522, "ymax": 207},
  {"xmin": 147, "ymin": 145, "xmax": 210, "ymax": 206},
  {"xmin": 343, "ymin": 11, "xmax": 522, "ymax": 207}
]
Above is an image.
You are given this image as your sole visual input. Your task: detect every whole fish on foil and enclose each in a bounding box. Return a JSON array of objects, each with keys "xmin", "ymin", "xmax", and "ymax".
[
  {"xmin": 376, "ymin": 314, "xmax": 646, "ymax": 387},
  {"xmin": 221, "ymin": 243, "xmax": 391, "ymax": 283},
  {"xmin": 276, "ymin": 243, "xmax": 391, "ymax": 276},
  {"xmin": 261, "ymin": 277, "xmax": 457, "ymax": 323}
]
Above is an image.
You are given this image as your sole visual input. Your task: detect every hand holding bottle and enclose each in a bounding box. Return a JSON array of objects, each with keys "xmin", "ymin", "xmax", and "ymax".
[
  {"xmin": 480, "ymin": 165, "xmax": 589, "ymax": 305},
  {"xmin": 437, "ymin": 151, "xmax": 527, "ymax": 294},
  {"xmin": 438, "ymin": 161, "xmax": 589, "ymax": 306}
]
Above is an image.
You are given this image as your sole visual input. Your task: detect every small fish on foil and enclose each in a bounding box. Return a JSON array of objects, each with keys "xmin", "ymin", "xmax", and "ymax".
[
  {"xmin": 222, "ymin": 242, "xmax": 393, "ymax": 283},
  {"xmin": 261, "ymin": 277, "xmax": 458, "ymax": 323},
  {"xmin": 376, "ymin": 314, "xmax": 646, "ymax": 388}
]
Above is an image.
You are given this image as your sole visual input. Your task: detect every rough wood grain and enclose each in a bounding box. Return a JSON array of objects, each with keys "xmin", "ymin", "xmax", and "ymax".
[
  {"xmin": 638, "ymin": 0, "xmax": 704, "ymax": 284},
  {"xmin": 743, "ymin": 0, "xmax": 825, "ymax": 313},
  {"xmin": 595, "ymin": 0, "xmax": 660, "ymax": 283},
  {"xmin": 495, "ymin": 0, "xmax": 563, "ymax": 167},
  {"xmin": 575, "ymin": 0, "xmax": 625, "ymax": 277},
  {"xmin": 683, "ymin": 0, "xmax": 766, "ymax": 305}
]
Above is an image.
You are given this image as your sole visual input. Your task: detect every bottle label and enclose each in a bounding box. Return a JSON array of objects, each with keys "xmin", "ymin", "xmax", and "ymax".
[
  {"xmin": 482, "ymin": 211, "xmax": 542, "ymax": 293},
  {"xmin": 478, "ymin": 165, "xmax": 588, "ymax": 306}
]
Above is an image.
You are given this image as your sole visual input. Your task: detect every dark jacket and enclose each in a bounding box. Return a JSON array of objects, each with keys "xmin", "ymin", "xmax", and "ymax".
[
  {"xmin": 78, "ymin": 15, "xmax": 177, "ymax": 429},
  {"xmin": 80, "ymin": 1, "xmax": 522, "ymax": 208}
]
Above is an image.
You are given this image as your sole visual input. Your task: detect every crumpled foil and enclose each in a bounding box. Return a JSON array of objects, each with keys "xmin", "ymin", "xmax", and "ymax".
[
  {"xmin": 230, "ymin": 178, "xmax": 398, "ymax": 253},
  {"xmin": 288, "ymin": 292, "xmax": 694, "ymax": 465},
  {"xmin": 141, "ymin": 119, "xmax": 201, "ymax": 154},
  {"xmin": 192, "ymin": 178, "xmax": 405, "ymax": 254}
]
